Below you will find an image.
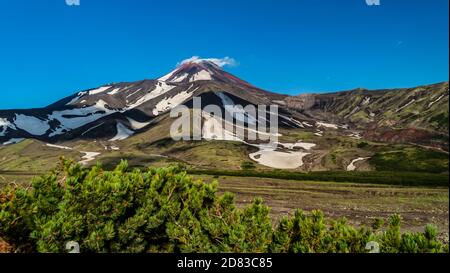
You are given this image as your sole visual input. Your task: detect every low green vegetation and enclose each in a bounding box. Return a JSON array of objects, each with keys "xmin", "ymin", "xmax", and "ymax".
[
  {"xmin": 357, "ymin": 142, "xmax": 370, "ymax": 149},
  {"xmin": 0, "ymin": 160, "xmax": 447, "ymax": 253},
  {"xmin": 429, "ymin": 112, "xmax": 449, "ymax": 131},
  {"xmin": 370, "ymin": 147, "xmax": 449, "ymax": 173},
  {"xmin": 188, "ymin": 169, "xmax": 449, "ymax": 187},
  {"xmin": 240, "ymin": 161, "xmax": 256, "ymax": 170}
]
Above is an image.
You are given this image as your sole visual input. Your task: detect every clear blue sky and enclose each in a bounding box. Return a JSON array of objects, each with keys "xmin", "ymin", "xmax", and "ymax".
[{"xmin": 0, "ymin": 0, "xmax": 448, "ymax": 109}]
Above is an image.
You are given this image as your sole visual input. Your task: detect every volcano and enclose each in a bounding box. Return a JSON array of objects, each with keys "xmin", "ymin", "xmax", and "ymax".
[{"xmin": 0, "ymin": 58, "xmax": 448, "ymax": 155}]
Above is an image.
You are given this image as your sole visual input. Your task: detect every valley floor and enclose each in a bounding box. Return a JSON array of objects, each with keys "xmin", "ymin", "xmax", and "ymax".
[{"xmin": 196, "ymin": 175, "xmax": 449, "ymax": 242}]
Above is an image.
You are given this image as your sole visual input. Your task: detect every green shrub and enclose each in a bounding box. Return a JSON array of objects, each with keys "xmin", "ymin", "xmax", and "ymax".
[
  {"xmin": 372, "ymin": 218, "xmax": 384, "ymax": 230},
  {"xmin": 187, "ymin": 169, "xmax": 449, "ymax": 187},
  {"xmin": 357, "ymin": 142, "xmax": 369, "ymax": 149},
  {"xmin": 370, "ymin": 148, "xmax": 449, "ymax": 173},
  {"xmin": 0, "ymin": 160, "xmax": 447, "ymax": 253},
  {"xmin": 240, "ymin": 161, "xmax": 256, "ymax": 170}
]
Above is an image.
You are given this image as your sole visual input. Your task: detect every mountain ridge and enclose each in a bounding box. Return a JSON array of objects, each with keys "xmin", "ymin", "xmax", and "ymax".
[{"xmin": 0, "ymin": 60, "xmax": 448, "ymax": 153}]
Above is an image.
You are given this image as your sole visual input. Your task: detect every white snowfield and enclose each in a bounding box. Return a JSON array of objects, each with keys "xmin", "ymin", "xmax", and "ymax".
[
  {"xmin": 428, "ymin": 94, "xmax": 445, "ymax": 108},
  {"xmin": 159, "ymin": 65, "xmax": 214, "ymax": 83},
  {"xmin": 2, "ymin": 138, "xmax": 25, "ymax": 145},
  {"xmin": 66, "ymin": 91, "xmax": 90, "ymax": 106},
  {"xmin": 288, "ymin": 117, "xmax": 305, "ymax": 128},
  {"xmin": 316, "ymin": 122, "xmax": 339, "ymax": 129},
  {"xmin": 79, "ymin": 152, "xmax": 101, "ymax": 165},
  {"xmin": 152, "ymin": 90, "xmax": 194, "ymax": 116},
  {"xmin": 88, "ymin": 86, "xmax": 111, "ymax": 95},
  {"xmin": 248, "ymin": 135, "xmax": 316, "ymax": 169},
  {"xmin": 0, "ymin": 118, "xmax": 13, "ymax": 128},
  {"xmin": 347, "ymin": 157, "xmax": 370, "ymax": 171},
  {"xmin": 200, "ymin": 110, "xmax": 280, "ymax": 142},
  {"xmin": 170, "ymin": 73, "xmax": 189, "ymax": 83},
  {"xmin": 48, "ymin": 99, "xmax": 114, "ymax": 136},
  {"xmin": 361, "ymin": 97, "xmax": 371, "ymax": 105},
  {"xmin": 0, "ymin": 118, "xmax": 16, "ymax": 136},
  {"xmin": 109, "ymin": 122, "xmax": 135, "ymax": 141},
  {"xmin": 202, "ymin": 112, "xmax": 239, "ymax": 141},
  {"xmin": 396, "ymin": 99, "xmax": 416, "ymax": 113},
  {"xmin": 315, "ymin": 130, "xmax": 324, "ymax": 137},
  {"xmin": 158, "ymin": 69, "xmax": 177, "ymax": 82},
  {"xmin": 190, "ymin": 70, "xmax": 212, "ymax": 82},
  {"xmin": 110, "ymin": 146, "xmax": 120, "ymax": 151},
  {"xmin": 249, "ymin": 150, "xmax": 310, "ymax": 169},
  {"xmin": 276, "ymin": 141, "xmax": 316, "ymax": 150},
  {"xmin": 126, "ymin": 81, "xmax": 176, "ymax": 109},
  {"xmin": 107, "ymin": 88, "xmax": 121, "ymax": 95},
  {"xmin": 196, "ymin": 102, "xmax": 317, "ymax": 170},
  {"xmin": 126, "ymin": 117, "xmax": 151, "ymax": 130},
  {"xmin": 66, "ymin": 94, "xmax": 84, "ymax": 106},
  {"xmin": 4, "ymin": 80, "xmax": 194, "ymax": 139},
  {"xmin": 348, "ymin": 132, "xmax": 362, "ymax": 140},
  {"xmin": 44, "ymin": 142, "xmax": 102, "ymax": 166},
  {"xmin": 45, "ymin": 143, "xmax": 73, "ymax": 150},
  {"xmin": 216, "ymin": 92, "xmax": 257, "ymax": 125},
  {"xmin": 126, "ymin": 88, "xmax": 142, "ymax": 99},
  {"xmin": 14, "ymin": 114, "xmax": 50, "ymax": 136}
]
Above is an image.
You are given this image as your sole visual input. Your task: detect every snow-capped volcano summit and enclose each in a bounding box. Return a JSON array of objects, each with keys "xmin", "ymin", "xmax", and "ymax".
[
  {"xmin": 158, "ymin": 58, "xmax": 255, "ymax": 89},
  {"xmin": 159, "ymin": 60, "xmax": 218, "ymax": 83}
]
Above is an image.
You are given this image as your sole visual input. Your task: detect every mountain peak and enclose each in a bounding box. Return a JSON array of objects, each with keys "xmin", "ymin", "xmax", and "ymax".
[
  {"xmin": 158, "ymin": 62, "xmax": 215, "ymax": 83},
  {"xmin": 158, "ymin": 57, "xmax": 238, "ymax": 84},
  {"xmin": 178, "ymin": 56, "xmax": 236, "ymax": 68},
  {"xmin": 178, "ymin": 59, "xmax": 221, "ymax": 71}
]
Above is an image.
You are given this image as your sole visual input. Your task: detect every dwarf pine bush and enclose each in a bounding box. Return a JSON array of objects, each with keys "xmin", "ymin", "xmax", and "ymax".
[{"xmin": 0, "ymin": 159, "xmax": 447, "ymax": 253}]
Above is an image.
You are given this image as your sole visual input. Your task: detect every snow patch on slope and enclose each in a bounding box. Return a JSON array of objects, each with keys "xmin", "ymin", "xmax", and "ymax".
[
  {"xmin": 159, "ymin": 70, "xmax": 177, "ymax": 82},
  {"xmin": 347, "ymin": 157, "xmax": 370, "ymax": 171},
  {"xmin": 107, "ymin": 88, "xmax": 121, "ymax": 95},
  {"xmin": 314, "ymin": 130, "xmax": 324, "ymax": 137},
  {"xmin": 171, "ymin": 73, "xmax": 189, "ymax": 83},
  {"xmin": 202, "ymin": 112, "xmax": 240, "ymax": 141},
  {"xmin": 216, "ymin": 92, "xmax": 257, "ymax": 125},
  {"xmin": 190, "ymin": 70, "xmax": 212, "ymax": 82},
  {"xmin": 89, "ymin": 86, "xmax": 111, "ymax": 95},
  {"xmin": 2, "ymin": 138, "xmax": 25, "ymax": 145},
  {"xmin": 277, "ymin": 141, "xmax": 316, "ymax": 150},
  {"xmin": 396, "ymin": 99, "xmax": 416, "ymax": 112},
  {"xmin": 152, "ymin": 90, "xmax": 194, "ymax": 116},
  {"xmin": 109, "ymin": 122, "xmax": 134, "ymax": 141},
  {"xmin": 66, "ymin": 94, "xmax": 83, "ymax": 105},
  {"xmin": 0, "ymin": 118, "xmax": 16, "ymax": 136},
  {"xmin": 127, "ymin": 81, "xmax": 176, "ymax": 109},
  {"xmin": 361, "ymin": 97, "xmax": 371, "ymax": 106},
  {"xmin": 249, "ymin": 150, "xmax": 309, "ymax": 169},
  {"xmin": 14, "ymin": 114, "xmax": 50, "ymax": 136},
  {"xmin": 79, "ymin": 152, "xmax": 101, "ymax": 165},
  {"xmin": 46, "ymin": 143, "xmax": 73, "ymax": 150},
  {"xmin": 316, "ymin": 122, "xmax": 338, "ymax": 129},
  {"xmin": 126, "ymin": 88, "xmax": 142, "ymax": 99},
  {"xmin": 126, "ymin": 117, "xmax": 151, "ymax": 130},
  {"xmin": 348, "ymin": 132, "xmax": 362, "ymax": 140},
  {"xmin": 48, "ymin": 100, "xmax": 114, "ymax": 135},
  {"xmin": 428, "ymin": 94, "xmax": 445, "ymax": 108}
]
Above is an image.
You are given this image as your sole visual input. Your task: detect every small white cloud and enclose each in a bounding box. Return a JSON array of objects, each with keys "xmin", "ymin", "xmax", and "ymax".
[{"xmin": 178, "ymin": 56, "xmax": 237, "ymax": 68}]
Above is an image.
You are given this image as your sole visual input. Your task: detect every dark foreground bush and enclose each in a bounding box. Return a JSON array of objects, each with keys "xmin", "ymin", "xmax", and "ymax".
[{"xmin": 0, "ymin": 160, "xmax": 447, "ymax": 253}]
